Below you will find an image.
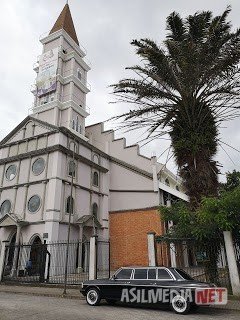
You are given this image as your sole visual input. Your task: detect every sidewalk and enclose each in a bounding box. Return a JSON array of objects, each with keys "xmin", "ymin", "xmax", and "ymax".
[
  {"xmin": 0, "ymin": 283, "xmax": 239, "ymax": 311},
  {"xmin": 0, "ymin": 283, "xmax": 83, "ymax": 300}
]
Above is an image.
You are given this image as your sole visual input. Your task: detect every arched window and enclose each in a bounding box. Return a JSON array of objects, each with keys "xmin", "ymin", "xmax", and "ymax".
[
  {"xmin": 92, "ymin": 203, "xmax": 98, "ymax": 217},
  {"xmin": 165, "ymin": 178, "xmax": 170, "ymax": 186},
  {"xmin": 0, "ymin": 200, "xmax": 11, "ymax": 217},
  {"xmin": 77, "ymin": 68, "xmax": 82, "ymax": 80},
  {"xmin": 76, "ymin": 116, "xmax": 79, "ymax": 132},
  {"xmin": 66, "ymin": 196, "xmax": 74, "ymax": 214},
  {"xmin": 68, "ymin": 160, "xmax": 76, "ymax": 177},
  {"xmin": 93, "ymin": 154, "xmax": 99, "ymax": 164},
  {"xmin": 93, "ymin": 172, "xmax": 99, "ymax": 186}
]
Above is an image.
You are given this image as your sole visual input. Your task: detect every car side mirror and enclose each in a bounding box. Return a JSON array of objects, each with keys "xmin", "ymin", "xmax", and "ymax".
[{"xmin": 112, "ymin": 274, "xmax": 117, "ymax": 280}]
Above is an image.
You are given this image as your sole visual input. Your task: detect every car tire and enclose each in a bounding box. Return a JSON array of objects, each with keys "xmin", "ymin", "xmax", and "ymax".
[
  {"xmin": 170, "ymin": 294, "xmax": 191, "ymax": 315},
  {"xmin": 86, "ymin": 288, "xmax": 101, "ymax": 306},
  {"xmin": 106, "ymin": 299, "xmax": 116, "ymax": 305}
]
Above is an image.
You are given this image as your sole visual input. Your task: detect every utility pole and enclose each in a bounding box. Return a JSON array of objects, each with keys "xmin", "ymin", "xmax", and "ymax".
[{"xmin": 63, "ymin": 140, "xmax": 76, "ymax": 295}]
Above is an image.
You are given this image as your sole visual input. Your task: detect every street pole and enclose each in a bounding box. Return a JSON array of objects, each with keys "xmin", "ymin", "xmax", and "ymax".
[{"xmin": 63, "ymin": 140, "xmax": 76, "ymax": 295}]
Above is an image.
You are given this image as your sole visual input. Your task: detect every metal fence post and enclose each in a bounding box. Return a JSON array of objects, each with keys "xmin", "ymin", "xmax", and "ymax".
[
  {"xmin": 223, "ymin": 231, "xmax": 240, "ymax": 295},
  {"xmin": 89, "ymin": 235, "xmax": 98, "ymax": 280},
  {"xmin": 147, "ymin": 232, "xmax": 156, "ymax": 266},
  {"xmin": 0, "ymin": 241, "xmax": 8, "ymax": 281}
]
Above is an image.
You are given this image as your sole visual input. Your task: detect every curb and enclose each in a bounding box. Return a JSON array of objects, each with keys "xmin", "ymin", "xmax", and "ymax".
[{"xmin": 0, "ymin": 290, "xmax": 84, "ymax": 300}]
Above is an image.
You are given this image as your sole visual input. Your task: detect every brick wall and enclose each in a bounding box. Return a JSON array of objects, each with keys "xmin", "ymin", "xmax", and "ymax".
[{"xmin": 109, "ymin": 207, "xmax": 165, "ymax": 270}]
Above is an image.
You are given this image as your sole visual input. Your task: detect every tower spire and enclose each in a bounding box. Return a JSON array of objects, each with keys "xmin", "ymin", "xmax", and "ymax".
[{"xmin": 49, "ymin": 3, "xmax": 79, "ymax": 45}]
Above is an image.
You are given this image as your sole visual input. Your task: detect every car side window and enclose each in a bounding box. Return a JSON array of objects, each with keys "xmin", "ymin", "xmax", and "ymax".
[
  {"xmin": 157, "ymin": 268, "xmax": 173, "ymax": 280},
  {"xmin": 134, "ymin": 269, "xmax": 148, "ymax": 279},
  {"xmin": 115, "ymin": 269, "xmax": 133, "ymax": 279},
  {"xmin": 148, "ymin": 268, "xmax": 157, "ymax": 279}
]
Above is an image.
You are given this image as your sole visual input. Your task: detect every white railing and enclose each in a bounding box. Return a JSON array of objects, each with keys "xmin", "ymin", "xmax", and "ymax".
[
  {"xmin": 39, "ymin": 30, "xmax": 87, "ymax": 56},
  {"xmin": 28, "ymin": 93, "xmax": 90, "ymax": 114}
]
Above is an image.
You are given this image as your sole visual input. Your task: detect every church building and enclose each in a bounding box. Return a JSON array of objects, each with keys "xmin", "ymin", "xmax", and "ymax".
[{"xmin": 0, "ymin": 4, "xmax": 187, "ymax": 271}]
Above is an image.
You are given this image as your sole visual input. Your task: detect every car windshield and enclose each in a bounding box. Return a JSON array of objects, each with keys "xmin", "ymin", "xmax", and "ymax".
[
  {"xmin": 175, "ymin": 269, "xmax": 194, "ymax": 280},
  {"xmin": 114, "ymin": 268, "xmax": 133, "ymax": 279}
]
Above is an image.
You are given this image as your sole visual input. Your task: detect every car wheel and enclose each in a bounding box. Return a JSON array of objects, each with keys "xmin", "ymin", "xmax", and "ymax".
[
  {"xmin": 106, "ymin": 299, "xmax": 116, "ymax": 305},
  {"xmin": 170, "ymin": 295, "xmax": 191, "ymax": 315},
  {"xmin": 86, "ymin": 288, "xmax": 101, "ymax": 306}
]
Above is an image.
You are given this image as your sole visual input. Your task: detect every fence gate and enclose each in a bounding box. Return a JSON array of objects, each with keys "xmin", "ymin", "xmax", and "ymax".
[
  {"xmin": 2, "ymin": 240, "xmax": 90, "ymax": 285},
  {"xmin": 155, "ymin": 237, "xmax": 232, "ymax": 292}
]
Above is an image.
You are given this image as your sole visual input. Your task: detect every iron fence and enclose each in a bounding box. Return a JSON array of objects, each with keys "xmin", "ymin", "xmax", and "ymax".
[
  {"xmin": 155, "ymin": 237, "xmax": 231, "ymax": 292},
  {"xmin": 2, "ymin": 240, "xmax": 90, "ymax": 285}
]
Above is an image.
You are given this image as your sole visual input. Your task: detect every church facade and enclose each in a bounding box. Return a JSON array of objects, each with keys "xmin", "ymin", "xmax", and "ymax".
[{"xmin": 0, "ymin": 4, "xmax": 187, "ymax": 271}]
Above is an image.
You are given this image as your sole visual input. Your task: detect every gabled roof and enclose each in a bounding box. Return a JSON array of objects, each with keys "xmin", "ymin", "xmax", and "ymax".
[
  {"xmin": 0, "ymin": 116, "xmax": 59, "ymax": 146},
  {"xmin": 0, "ymin": 213, "xmax": 29, "ymax": 228},
  {"xmin": 75, "ymin": 215, "xmax": 102, "ymax": 229},
  {"xmin": 49, "ymin": 4, "xmax": 79, "ymax": 45}
]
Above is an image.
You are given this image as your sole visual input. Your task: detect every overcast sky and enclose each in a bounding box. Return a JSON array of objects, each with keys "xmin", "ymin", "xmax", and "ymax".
[{"xmin": 0, "ymin": 0, "xmax": 239, "ymax": 181}]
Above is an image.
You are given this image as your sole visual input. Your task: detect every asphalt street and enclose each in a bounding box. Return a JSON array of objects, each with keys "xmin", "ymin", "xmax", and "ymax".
[{"xmin": 0, "ymin": 292, "xmax": 239, "ymax": 320}]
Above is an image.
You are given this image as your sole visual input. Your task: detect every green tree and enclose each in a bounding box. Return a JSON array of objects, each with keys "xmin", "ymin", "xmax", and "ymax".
[
  {"xmin": 112, "ymin": 7, "xmax": 240, "ymax": 209},
  {"xmin": 220, "ymin": 169, "xmax": 240, "ymax": 192},
  {"xmin": 161, "ymin": 178, "xmax": 240, "ymax": 284}
]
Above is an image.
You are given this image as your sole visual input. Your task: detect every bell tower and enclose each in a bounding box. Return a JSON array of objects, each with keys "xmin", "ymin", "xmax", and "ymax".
[{"xmin": 30, "ymin": 3, "xmax": 90, "ymax": 140}]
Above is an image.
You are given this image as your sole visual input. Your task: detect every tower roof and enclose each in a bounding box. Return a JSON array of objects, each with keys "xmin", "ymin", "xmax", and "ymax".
[{"xmin": 49, "ymin": 4, "xmax": 79, "ymax": 45}]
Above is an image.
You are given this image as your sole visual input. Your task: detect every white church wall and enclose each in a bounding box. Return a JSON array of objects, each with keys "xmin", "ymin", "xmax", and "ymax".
[
  {"xmin": 78, "ymin": 162, "xmax": 91, "ymax": 189},
  {"xmin": 62, "ymin": 83, "xmax": 71, "ymax": 102},
  {"xmin": 110, "ymin": 162, "xmax": 153, "ymax": 190},
  {"xmin": 37, "ymin": 108, "xmax": 55, "ymax": 124},
  {"xmin": 25, "ymin": 122, "xmax": 34, "ymax": 139},
  {"xmin": 6, "ymin": 130, "xmax": 24, "ymax": 144},
  {"xmin": 75, "ymin": 189, "xmax": 90, "ymax": 217},
  {"xmin": 0, "ymin": 165, "xmax": 4, "ymax": 185},
  {"xmin": 73, "ymin": 86, "xmax": 85, "ymax": 105},
  {"xmin": 9, "ymin": 144, "xmax": 18, "ymax": 157},
  {"xmin": 27, "ymin": 139, "xmax": 38, "ymax": 152},
  {"xmin": 18, "ymin": 158, "xmax": 31, "ymax": 184},
  {"xmin": 18, "ymin": 142, "xmax": 27, "ymax": 154},
  {"xmin": 58, "ymin": 223, "xmax": 79, "ymax": 241},
  {"xmin": 47, "ymin": 132, "xmax": 58, "ymax": 148},
  {"xmin": 110, "ymin": 191, "xmax": 158, "ymax": 212},
  {"xmin": 62, "ymin": 60, "xmax": 72, "ymax": 77},
  {"xmin": 45, "ymin": 178, "xmax": 62, "ymax": 213},
  {"xmin": 25, "ymin": 183, "xmax": 45, "ymax": 223},
  {"xmin": 15, "ymin": 186, "xmax": 27, "ymax": 215},
  {"xmin": 0, "ymin": 147, "xmax": 8, "ymax": 159},
  {"xmin": 44, "ymin": 38, "xmax": 60, "ymax": 52}
]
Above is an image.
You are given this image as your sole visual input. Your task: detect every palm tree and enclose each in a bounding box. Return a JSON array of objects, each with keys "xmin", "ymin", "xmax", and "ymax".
[{"xmin": 111, "ymin": 7, "xmax": 240, "ymax": 209}]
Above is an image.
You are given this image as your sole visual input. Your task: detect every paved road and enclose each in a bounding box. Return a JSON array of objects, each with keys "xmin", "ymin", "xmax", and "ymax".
[{"xmin": 0, "ymin": 292, "xmax": 239, "ymax": 320}]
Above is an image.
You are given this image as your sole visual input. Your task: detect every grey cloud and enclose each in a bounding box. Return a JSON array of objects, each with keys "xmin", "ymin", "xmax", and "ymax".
[{"xmin": 0, "ymin": 0, "xmax": 239, "ymax": 181}]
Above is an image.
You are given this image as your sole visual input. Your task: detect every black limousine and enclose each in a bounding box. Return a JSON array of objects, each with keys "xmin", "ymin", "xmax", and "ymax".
[{"xmin": 80, "ymin": 266, "xmax": 215, "ymax": 314}]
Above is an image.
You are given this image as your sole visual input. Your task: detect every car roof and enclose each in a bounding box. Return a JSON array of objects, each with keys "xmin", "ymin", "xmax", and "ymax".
[{"xmin": 120, "ymin": 266, "xmax": 170, "ymax": 269}]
